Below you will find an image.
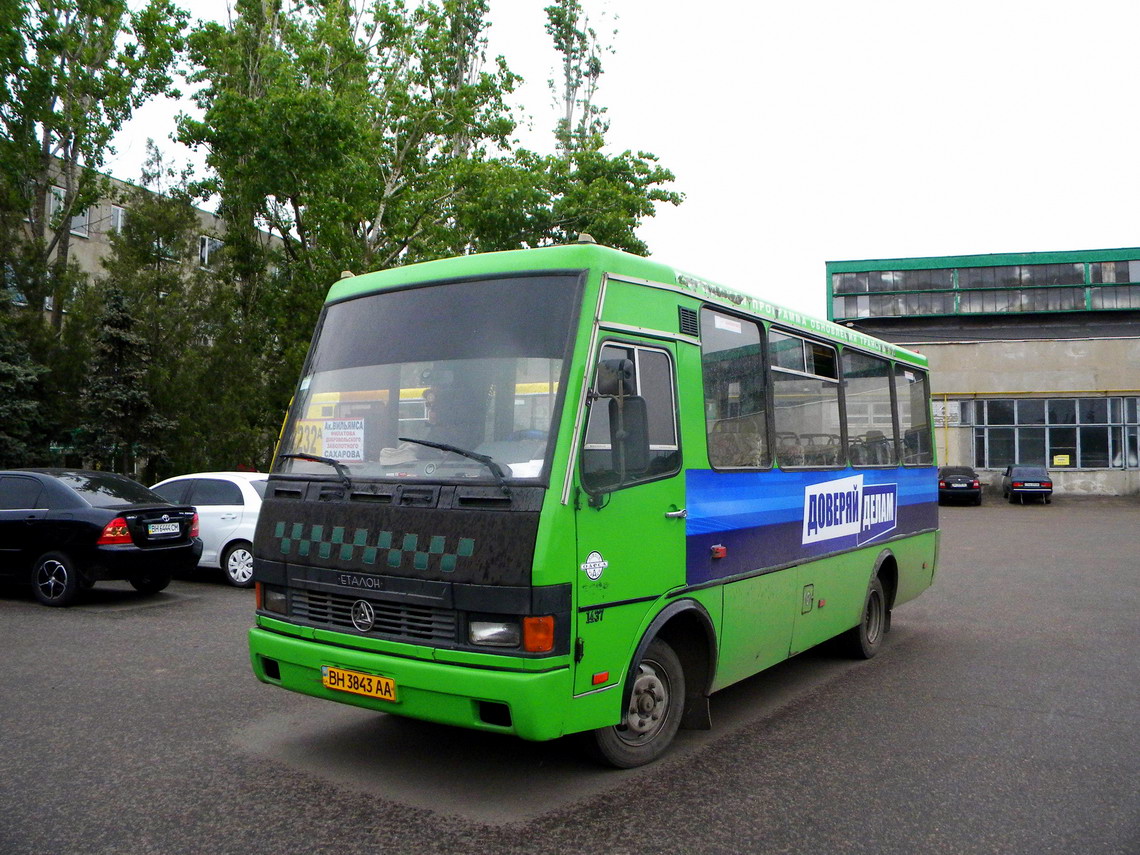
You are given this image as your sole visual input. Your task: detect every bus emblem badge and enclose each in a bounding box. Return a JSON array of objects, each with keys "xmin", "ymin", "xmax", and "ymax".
[
  {"xmin": 351, "ymin": 600, "xmax": 376, "ymax": 632},
  {"xmin": 581, "ymin": 551, "xmax": 609, "ymax": 580}
]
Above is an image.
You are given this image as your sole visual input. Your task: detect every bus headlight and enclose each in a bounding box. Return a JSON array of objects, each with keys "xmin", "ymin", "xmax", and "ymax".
[
  {"xmin": 469, "ymin": 620, "xmax": 521, "ymax": 647},
  {"xmin": 260, "ymin": 585, "xmax": 287, "ymax": 615}
]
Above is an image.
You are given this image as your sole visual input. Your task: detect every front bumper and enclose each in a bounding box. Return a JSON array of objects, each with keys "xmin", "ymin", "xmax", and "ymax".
[{"xmin": 249, "ymin": 625, "xmax": 575, "ymax": 741}]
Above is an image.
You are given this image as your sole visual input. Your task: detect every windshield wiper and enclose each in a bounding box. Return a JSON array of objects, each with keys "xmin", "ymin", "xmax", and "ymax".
[
  {"xmin": 278, "ymin": 452, "xmax": 353, "ymax": 492},
  {"xmin": 397, "ymin": 437, "xmax": 512, "ymax": 496}
]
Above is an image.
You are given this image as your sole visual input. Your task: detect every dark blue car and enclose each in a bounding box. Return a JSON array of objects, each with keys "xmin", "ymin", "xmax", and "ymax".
[{"xmin": 0, "ymin": 469, "xmax": 202, "ymax": 606}]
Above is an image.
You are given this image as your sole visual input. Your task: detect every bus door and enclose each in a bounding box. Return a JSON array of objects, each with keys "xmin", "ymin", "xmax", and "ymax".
[{"xmin": 572, "ymin": 340, "xmax": 686, "ymax": 696}]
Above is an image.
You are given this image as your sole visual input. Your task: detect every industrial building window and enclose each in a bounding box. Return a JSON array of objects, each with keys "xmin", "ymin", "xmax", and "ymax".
[
  {"xmin": 1089, "ymin": 261, "xmax": 1140, "ymax": 309},
  {"xmin": 967, "ymin": 398, "xmax": 1138, "ymax": 469},
  {"xmin": 830, "ymin": 256, "xmax": 1140, "ymax": 319}
]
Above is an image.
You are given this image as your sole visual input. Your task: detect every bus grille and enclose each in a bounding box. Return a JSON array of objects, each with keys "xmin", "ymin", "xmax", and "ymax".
[{"xmin": 291, "ymin": 589, "xmax": 457, "ymax": 643}]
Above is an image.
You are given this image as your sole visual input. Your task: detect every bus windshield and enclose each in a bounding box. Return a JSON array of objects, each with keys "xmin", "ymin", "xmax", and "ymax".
[{"xmin": 276, "ymin": 273, "xmax": 583, "ymax": 484}]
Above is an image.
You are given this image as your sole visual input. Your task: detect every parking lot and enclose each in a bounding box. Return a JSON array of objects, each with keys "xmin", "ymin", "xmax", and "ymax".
[{"xmin": 2, "ymin": 497, "xmax": 1138, "ymax": 855}]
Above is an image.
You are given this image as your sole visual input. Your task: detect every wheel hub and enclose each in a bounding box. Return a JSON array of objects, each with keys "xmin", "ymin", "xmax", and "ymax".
[
  {"xmin": 625, "ymin": 663, "xmax": 668, "ymax": 737},
  {"xmin": 36, "ymin": 560, "xmax": 67, "ymax": 598}
]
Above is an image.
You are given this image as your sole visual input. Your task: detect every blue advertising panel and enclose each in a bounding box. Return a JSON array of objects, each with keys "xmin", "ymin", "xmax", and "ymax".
[{"xmin": 684, "ymin": 467, "xmax": 938, "ymax": 585}]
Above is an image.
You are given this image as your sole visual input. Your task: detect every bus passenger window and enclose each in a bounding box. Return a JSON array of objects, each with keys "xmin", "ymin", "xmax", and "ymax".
[
  {"xmin": 895, "ymin": 366, "xmax": 934, "ymax": 464},
  {"xmin": 769, "ymin": 331, "xmax": 842, "ymax": 468},
  {"xmin": 700, "ymin": 309, "xmax": 769, "ymax": 468},
  {"xmin": 582, "ymin": 343, "xmax": 680, "ymax": 492},
  {"xmin": 841, "ymin": 350, "xmax": 897, "ymax": 466}
]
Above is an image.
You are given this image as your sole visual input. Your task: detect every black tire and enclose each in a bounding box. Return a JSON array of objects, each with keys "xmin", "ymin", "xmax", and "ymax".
[
  {"xmin": 841, "ymin": 576, "xmax": 887, "ymax": 659},
  {"xmin": 587, "ymin": 638, "xmax": 685, "ymax": 768},
  {"xmin": 129, "ymin": 572, "xmax": 171, "ymax": 595},
  {"xmin": 222, "ymin": 541, "xmax": 255, "ymax": 588},
  {"xmin": 31, "ymin": 552, "xmax": 82, "ymax": 607}
]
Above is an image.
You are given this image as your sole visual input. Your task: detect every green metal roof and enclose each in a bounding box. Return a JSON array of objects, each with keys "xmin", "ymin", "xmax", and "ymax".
[{"xmin": 826, "ymin": 246, "xmax": 1140, "ymax": 273}]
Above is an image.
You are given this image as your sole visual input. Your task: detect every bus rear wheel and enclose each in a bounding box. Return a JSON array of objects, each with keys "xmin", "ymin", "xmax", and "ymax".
[
  {"xmin": 587, "ymin": 638, "xmax": 684, "ymax": 768},
  {"xmin": 842, "ymin": 575, "xmax": 886, "ymax": 659}
]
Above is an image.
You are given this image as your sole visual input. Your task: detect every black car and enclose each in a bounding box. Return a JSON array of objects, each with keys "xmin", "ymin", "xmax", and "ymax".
[
  {"xmin": 0, "ymin": 469, "xmax": 203, "ymax": 606},
  {"xmin": 938, "ymin": 466, "xmax": 983, "ymax": 505},
  {"xmin": 1000, "ymin": 465, "xmax": 1054, "ymax": 504}
]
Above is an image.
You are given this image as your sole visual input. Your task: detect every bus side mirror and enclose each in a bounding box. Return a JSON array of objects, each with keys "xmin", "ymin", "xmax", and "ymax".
[
  {"xmin": 608, "ymin": 395, "xmax": 650, "ymax": 475},
  {"xmin": 595, "ymin": 359, "xmax": 635, "ymax": 397}
]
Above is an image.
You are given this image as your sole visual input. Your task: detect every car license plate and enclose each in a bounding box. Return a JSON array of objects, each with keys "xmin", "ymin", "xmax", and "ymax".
[
  {"xmin": 952, "ymin": 484, "xmax": 968, "ymax": 488},
  {"xmin": 148, "ymin": 522, "xmax": 180, "ymax": 535},
  {"xmin": 322, "ymin": 665, "xmax": 397, "ymax": 702},
  {"xmin": 1024, "ymin": 482, "xmax": 1040, "ymax": 487}
]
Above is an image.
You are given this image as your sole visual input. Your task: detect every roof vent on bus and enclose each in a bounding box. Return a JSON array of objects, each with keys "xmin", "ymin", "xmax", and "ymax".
[
  {"xmin": 576, "ymin": 233, "xmax": 596, "ymax": 244},
  {"xmin": 339, "ymin": 270, "xmax": 355, "ymax": 279},
  {"xmin": 678, "ymin": 306, "xmax": 699, "ymax": 337}
]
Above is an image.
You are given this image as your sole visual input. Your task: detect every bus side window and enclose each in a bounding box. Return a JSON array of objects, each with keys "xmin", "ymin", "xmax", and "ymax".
[
  {"xmin": 841, "ymin": 349, "xmax": 897, "ymax": 467},
  {"xmin": 582, "ymin": 343, "xmax": 680, "ymax": 492},
  {"xmin": 895, "ymin": 366, "xmax": 934, "ymax": 465},
  {"xmin": 700, "ymin": 308, "xmax": 770, "ymax": 469},
  {"xmin": 770, "ymin": 331, "xmax": 842, "ymax": 469}
]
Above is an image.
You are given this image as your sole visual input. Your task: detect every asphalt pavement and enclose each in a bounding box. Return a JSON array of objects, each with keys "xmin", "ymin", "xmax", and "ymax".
[{"xmin": 1, "ymin": 497, "xmax": 1137, "ymax": 854}]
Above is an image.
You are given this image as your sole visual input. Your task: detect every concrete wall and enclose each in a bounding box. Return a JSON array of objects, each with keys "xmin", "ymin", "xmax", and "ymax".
[{"xmin": 920, "ymin": 337, "xmax": 1140, "ymax": 398}]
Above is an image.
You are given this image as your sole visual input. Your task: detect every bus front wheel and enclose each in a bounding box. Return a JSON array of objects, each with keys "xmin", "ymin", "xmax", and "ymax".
[{"xmin": 587, "ymin": 638, "xmax": 685, "ymax": 768}]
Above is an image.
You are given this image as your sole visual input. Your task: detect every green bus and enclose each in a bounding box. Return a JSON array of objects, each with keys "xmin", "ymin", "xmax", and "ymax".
[{"xmin": 249, "ymin": 240, "xmax": 938, "ymax": 767}]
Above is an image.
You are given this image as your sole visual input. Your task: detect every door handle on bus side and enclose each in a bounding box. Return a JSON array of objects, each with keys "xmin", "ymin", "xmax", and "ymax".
[{"xmin": 664, "ymin": 508, "xmax": 688, "ymax": 519}]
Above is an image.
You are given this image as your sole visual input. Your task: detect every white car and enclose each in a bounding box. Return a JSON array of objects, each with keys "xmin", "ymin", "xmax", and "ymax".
[{"xmin": 151, "ymin": 472, "xmax": 268, "ymax": 587}]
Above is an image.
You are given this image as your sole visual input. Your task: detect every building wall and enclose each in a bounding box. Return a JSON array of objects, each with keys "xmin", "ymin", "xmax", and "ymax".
[{"xmin": 902, "ymin": 337, "xmax": 1140, "ymax": 495}]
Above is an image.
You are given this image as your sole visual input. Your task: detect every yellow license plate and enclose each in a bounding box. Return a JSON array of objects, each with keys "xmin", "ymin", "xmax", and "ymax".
[{"xmin": 321, "ymin": 666, "xmax": 397, "ymax": 702}]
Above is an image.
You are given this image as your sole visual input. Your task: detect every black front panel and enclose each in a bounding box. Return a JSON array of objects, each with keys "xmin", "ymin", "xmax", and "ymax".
[
  {"xmin": 254, "ymin": 485, "xmax": 544, "ymax": 587},
  {"xmin": 252, "ymin": 482, "xmax": 569, "ymax": 656}
]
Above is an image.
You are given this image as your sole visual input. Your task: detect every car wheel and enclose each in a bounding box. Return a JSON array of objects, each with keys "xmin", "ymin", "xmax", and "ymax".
[
  {"xmin": 222, "ymin": 541, "xmax": 255, "ymax": 588},
  {"xmin": 32, "ymin": 552, "xmax": 82, "ymax": 607},
  {"xmin": 841, "ymin": 575, "xmax": 887, "ymax": 659},
  {"xmin": 586, "ymin": 638, "xmax": 685, "ymax": 768},
  {"xmin": 129, "ymin": 573, "xmax": 171, "ymax": 595}
]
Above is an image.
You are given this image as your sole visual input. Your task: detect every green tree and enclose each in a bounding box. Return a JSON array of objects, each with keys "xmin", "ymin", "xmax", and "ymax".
[
  {"xmin": 179, "ymin": 0, "xmax": 523, "ymax": 406},
  {"xmin": 93, "ymin": 144, "xmax": 279, "ymax": 478},
  {"xmin": 539, "ymin": 0, "xmax": 682, "ymax": 253},
  {"xmin": 0, "ymin": 0, "xmax": 186, "ymax": 331},
  {"xmin": 78, "ymin": 284, "xmax": 172, "ymax": 475},
  {"xmin": 0, "ymin": 294, "xmax": 46, "ymax": 467}
]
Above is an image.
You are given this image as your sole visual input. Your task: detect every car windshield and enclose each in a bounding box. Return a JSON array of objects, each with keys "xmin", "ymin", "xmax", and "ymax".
[
  {"xmin": 276, "ymin": 274, "xmax": 583, "ymax": 484},
  {"xmin": 941, "ymin": 467, "xmax": 975, "ymax": 477},
  {"xmin": 1013, "ymin": 467, "xmax": 1050, "ymax": 478},
  {"xmin": 54, "ymin": 471, "xmax": 167, "ymax": 507}
]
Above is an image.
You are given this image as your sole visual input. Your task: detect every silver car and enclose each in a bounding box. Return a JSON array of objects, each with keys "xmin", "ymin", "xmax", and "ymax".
[{"xmin": 151, "ymin": 472, "xmax": 268, "ymax": 586}]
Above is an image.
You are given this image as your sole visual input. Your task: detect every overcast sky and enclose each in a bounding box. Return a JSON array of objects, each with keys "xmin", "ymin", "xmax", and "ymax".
[{"xmin": 110, "ymin": 0, "xmax": 1140, "ymax": 316}]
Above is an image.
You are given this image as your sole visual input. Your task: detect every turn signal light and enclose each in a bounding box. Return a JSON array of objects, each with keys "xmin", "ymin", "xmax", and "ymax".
[
  {"xmin": 522, "ymin": 615, "xmax": 555, "ymax": 653},
  {"xmin": 97, "ymin": 517, "xmax": 132, "ymax": 545}
]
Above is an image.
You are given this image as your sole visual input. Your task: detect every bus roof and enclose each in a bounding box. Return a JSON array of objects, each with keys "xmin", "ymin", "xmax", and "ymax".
[{"xmin": 326, "ymin": 243, "xmax": 928, "ymax": 368}]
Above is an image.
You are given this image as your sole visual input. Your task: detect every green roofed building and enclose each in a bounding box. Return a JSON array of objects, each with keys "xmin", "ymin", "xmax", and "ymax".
[{"xmin": 826, "ymin": 247, "xmax": 1140, "ymax": 496}]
